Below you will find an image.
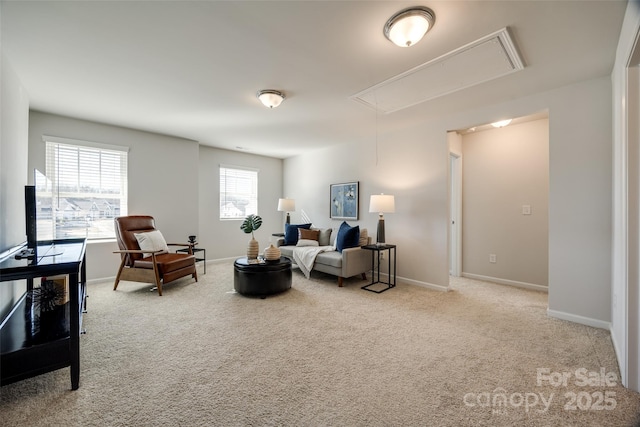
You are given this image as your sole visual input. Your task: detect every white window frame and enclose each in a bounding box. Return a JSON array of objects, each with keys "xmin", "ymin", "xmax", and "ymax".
[
  {"xmin": 219, "ymin": 165, "xmax": 259, "ymax": 220},
  {"xmin": 43, "ymin": 135, "xmax": 128, "ymax": 240}
]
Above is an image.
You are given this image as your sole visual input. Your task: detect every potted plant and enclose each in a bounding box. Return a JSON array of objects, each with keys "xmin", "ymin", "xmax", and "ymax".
[{"xmin": 240, "ymin": 214, "xmax": 262, "ymax": 259}]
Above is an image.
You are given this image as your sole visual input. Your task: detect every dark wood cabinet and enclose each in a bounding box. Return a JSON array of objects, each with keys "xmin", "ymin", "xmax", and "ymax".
[{"xmin": 0, "ymin": 238, "xmax": 87, "ymax": 390}]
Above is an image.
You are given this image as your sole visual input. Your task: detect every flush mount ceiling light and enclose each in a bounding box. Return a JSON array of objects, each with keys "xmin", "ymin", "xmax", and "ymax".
[
  {"xmin": 384, "ymin": 6, "xmax": 435, "ymax": 47},
  {"xmin": 256, "ymin": 90, "xmax": 285, "ymax": 108},
  {"xmin": 491, "ymin": 119, "xmax": 512, "ymax": 128}
]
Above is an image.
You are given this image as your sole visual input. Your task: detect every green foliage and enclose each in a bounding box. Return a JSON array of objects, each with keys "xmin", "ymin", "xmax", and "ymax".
[{"xmin": 240, "ymin": 214, "xmax": 262, "ymax": 237}]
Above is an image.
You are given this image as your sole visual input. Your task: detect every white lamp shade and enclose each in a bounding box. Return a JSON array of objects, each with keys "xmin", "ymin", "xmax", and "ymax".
[
  {"xmin": 277, "ymin": 198, "xmax": 296, "ymax": 212},
  {"xmin": 369, "ymin": 194, "xmax": 395, "ymax": 213}
]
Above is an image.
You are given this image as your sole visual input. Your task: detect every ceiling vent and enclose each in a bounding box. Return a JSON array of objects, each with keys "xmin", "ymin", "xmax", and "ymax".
[{"xmin": 351, "ymin": 28, "xmax": 524, "ymax": 114}]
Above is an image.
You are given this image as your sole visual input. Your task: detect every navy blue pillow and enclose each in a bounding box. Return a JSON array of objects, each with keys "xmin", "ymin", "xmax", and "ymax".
[
  {"xmin": 336, "ymin": 221, "xmax": 360, "ymax": 253},
  {"xmin": 284, "ymin": 223, "xmax": 312, "ymax": 246}
]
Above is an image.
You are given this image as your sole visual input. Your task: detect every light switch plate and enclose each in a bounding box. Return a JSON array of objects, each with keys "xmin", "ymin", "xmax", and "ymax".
[{"xmin": 522, "ymin": 205, "xmax": 531, "ymax": 215}]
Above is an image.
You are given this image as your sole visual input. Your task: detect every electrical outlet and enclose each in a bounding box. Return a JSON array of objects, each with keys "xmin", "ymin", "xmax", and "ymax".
[
  {"xmin": 489, "ymin": 254, "xmax": 497, "ymax": 263},
  {"xmin": 380, "ymin": 251, "xmax": 385, "ymax": 260}
]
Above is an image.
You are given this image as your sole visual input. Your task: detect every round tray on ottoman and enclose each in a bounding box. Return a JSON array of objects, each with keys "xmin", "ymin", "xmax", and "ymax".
[{"xmin": 233, "ymin": 256, "xmax": 292, "ymax": 296}]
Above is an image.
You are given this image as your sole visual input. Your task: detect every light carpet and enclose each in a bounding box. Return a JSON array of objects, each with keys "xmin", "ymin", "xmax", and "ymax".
[{"xmin": 1, "ymin": 262, "xmax": 639, "ymax": 426}]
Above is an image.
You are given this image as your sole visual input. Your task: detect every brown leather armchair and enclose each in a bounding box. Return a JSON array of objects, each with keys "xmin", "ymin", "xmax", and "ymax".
[{"xmin": 113, "ymin": 215, "xmax": 198, "ymax": 296}]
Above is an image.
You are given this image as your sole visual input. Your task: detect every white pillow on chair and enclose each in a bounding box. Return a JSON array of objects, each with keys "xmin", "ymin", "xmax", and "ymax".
[{"xmin": 134, "ymin": 230, "xmax": 169, "ymax": 256}]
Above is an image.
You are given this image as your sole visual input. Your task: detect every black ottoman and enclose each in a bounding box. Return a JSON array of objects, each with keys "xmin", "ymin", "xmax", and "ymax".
[{"xmin": 234, "ymin": 256, "xmax": 292, "ymax": 296}]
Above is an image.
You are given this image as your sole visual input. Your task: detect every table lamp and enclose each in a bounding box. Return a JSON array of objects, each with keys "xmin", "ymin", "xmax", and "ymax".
[
  {"xmin": 277, "ymin": 198, "xmax": 296, "ymax": 224},
  {"xmin": 369, "ymin": 194, "xmax": 395, "ymax": 245}
]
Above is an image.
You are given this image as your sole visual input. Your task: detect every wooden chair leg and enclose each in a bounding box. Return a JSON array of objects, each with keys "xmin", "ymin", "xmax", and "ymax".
[
  {"xmin": 193, "ymin": 267, "xmax": 198, "ymax": 283},
  {"xmin": 152, "ymin": 257, "xmax": 163, "ymax": 296},
  {"xmin": 338, "ymin": 276, "xmax": 343, "ymax": 287},
  {"xmin": 113, "ymin": 257, "xmax": 127, "ymax": 291}
]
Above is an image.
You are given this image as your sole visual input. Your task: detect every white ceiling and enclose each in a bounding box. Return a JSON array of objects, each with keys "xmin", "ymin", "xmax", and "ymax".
[{"xmin": 1, "ymin": 1, "xmax": 628, "ymax": 159}]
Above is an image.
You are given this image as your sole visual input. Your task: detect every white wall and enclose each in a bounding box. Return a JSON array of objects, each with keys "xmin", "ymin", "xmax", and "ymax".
[
  {"xmin": 462, "ymin": 119, "xmax": 549, "ymax": 288},
  {"xmin": 284, "ymin": 76, "xmax": 613, "ymax": 326},
  {"xmin": 283, "ymin": 121, "xmax": 455, "ymax": 291},
  {"xmin": 545, "ymin": 79, "xmax": 612, "ymax": 327},
  {"xmin": 627, "ymin": 62, "xmax": 640, "ymax": 393},
  {"xmin": 0, "ymin": 51, "xmax": 30, "ymax": 318},
  {"xmin": 0, "ymin": 54, "xmax": 29, "ymax": 252},
  {"xmin": 28, "ymin": 111, "xmax": 200, "ymax": 281},
  {"xmin": 26, "ymin": 112, "xmax": 284, "ymax": 282},
  {"xmin": 9, "ymin": 108, "xmax": 281, "ymax": 317},
  {"xmin": 198, "ymin": 145, "xmax": 283, "ymax": 262},
  {"xmin": 611, "ymin": 0, "xmax": 640, "ymax": 392}
]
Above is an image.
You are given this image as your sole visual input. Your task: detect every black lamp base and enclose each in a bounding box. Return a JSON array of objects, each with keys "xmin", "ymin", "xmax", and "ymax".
[{"xmin": 376, "ymin": 217, "xmax": 385, "ymax": 245}]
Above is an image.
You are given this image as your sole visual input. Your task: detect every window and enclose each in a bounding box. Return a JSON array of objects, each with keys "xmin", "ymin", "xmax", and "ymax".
[
  {"xmin": 219, "ymin": 165, "xmax": 258, "ymax": 219},
  {"xmin": 44, "ymin": 136, "xmax": 128, "ymax": 240}
]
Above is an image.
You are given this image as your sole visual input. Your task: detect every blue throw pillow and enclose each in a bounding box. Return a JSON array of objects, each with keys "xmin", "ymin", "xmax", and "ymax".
[
  {"xmin": 336, "ymin": 221, "xmax": 360, "ymax": 253},
  {"xmin": 284, "ymin": 223, "xmax": 312, "ymax": 246}
]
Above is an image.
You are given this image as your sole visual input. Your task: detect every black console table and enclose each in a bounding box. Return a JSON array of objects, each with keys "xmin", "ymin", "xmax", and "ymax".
[
  {"xmin": 361, "ymin": 244, "xmax": 397, "ymax": 293},
  {"xmin": 0, "ymin": 238, "xmax": 87, "ymax": 390}
]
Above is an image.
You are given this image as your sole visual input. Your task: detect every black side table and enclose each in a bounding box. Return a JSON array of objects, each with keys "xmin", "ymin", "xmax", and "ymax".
[
  {"xmin": 176, "ymin": 246, "xmax": 206, "ymax": 274},
  {"xmin": 361, "ymin": 244, "xmax": 397, "ymax": 293}
]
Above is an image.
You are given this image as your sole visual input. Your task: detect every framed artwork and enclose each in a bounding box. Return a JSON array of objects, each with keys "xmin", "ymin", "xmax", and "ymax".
[{"xmin": 330, "ymin": 181, "xmax": 359, "ymax": 220}]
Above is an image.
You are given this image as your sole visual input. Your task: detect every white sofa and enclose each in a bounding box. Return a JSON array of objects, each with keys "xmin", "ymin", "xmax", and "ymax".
[{"xmin": 275, "ymin": 228, "xmax": 371, "ymax": 287}]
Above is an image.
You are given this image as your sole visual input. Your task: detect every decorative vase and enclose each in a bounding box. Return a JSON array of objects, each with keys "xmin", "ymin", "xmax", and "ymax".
[
  {"xmin": 247, "ymin": 237, "xmax": 259, "ymax": 259},
  {"xmin": 264, "ymin": 244, "xmax": 281, "ymax": 261}
]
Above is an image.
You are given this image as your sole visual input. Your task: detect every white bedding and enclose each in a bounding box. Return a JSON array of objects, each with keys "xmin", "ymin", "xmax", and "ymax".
[{"xmin": 292, "ymin": 245, "xmax": 335, "ymax": 278}]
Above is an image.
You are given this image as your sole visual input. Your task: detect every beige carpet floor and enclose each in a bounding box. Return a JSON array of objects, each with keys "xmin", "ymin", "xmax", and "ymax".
[{"xmin": 1, "ymin": 262, "xmax": 639, "ymax": 426}]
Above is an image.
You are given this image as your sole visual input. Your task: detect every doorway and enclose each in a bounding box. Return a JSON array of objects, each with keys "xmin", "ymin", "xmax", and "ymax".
[{"xmin": 448, "ymin": 113, "xmax": 549, "ymax": 290}]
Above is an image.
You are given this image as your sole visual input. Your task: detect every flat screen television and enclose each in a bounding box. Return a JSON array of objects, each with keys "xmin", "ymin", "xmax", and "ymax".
[
  {"xmin": 25, "ymin": 185, "xmax": 37, "ymax": 251},
  {"xmin": 17, "ymin": 170, "xmax": 51, "ymax": 260},
  {"xmin": 15, "ymin": 184, "xmax": 38, "ymax": 260}
]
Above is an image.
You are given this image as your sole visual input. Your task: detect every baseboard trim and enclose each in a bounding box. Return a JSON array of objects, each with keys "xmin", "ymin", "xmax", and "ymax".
[
  {"xmin": 547, "ymin": 309, "xmax": 611, "ymax": 330},
  {"xmin": 87, "ymin": 257, "xmax": 229, "ymax": 285},
  {"xmin": 461, "ymin": 272, "xmax": 548, "ymax": 292},
  {"xmin": 208, "ymin": 256, "xmax": 238, "ymax": 265},
  {"xmin": 88, "ymin": 277, "xmax": 115, "ymax": 285},
  {"xmin": 372, "ymin": 271, "xmax": 449, "ymax": 292},
  {"xmin": 408, "ymin": 278, "xmax": 450, "ymax": 292},
  {"xmin": 91, "ymin": 259, "xmax": 450, "ymax": 293}
]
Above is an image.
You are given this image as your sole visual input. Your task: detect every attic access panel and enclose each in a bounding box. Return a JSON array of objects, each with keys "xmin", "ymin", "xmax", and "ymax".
[{"xmin": 351, "ymin": 28, "xmax": 524, "ymax": 114}]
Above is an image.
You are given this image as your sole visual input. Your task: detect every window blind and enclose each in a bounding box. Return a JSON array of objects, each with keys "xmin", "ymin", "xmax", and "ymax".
[
  {"xmin": 44, "ymin": 138, "xmax": 128, "ymax": 240},
  {"xmin": 219, "ymin": 166, "xmax": 258, "ymax": 219}
]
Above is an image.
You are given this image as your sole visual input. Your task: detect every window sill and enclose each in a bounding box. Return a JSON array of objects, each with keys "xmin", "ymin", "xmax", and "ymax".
[{"xmin": 87, "ymin": 238, "xmax": 117, "ymax": 245}]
